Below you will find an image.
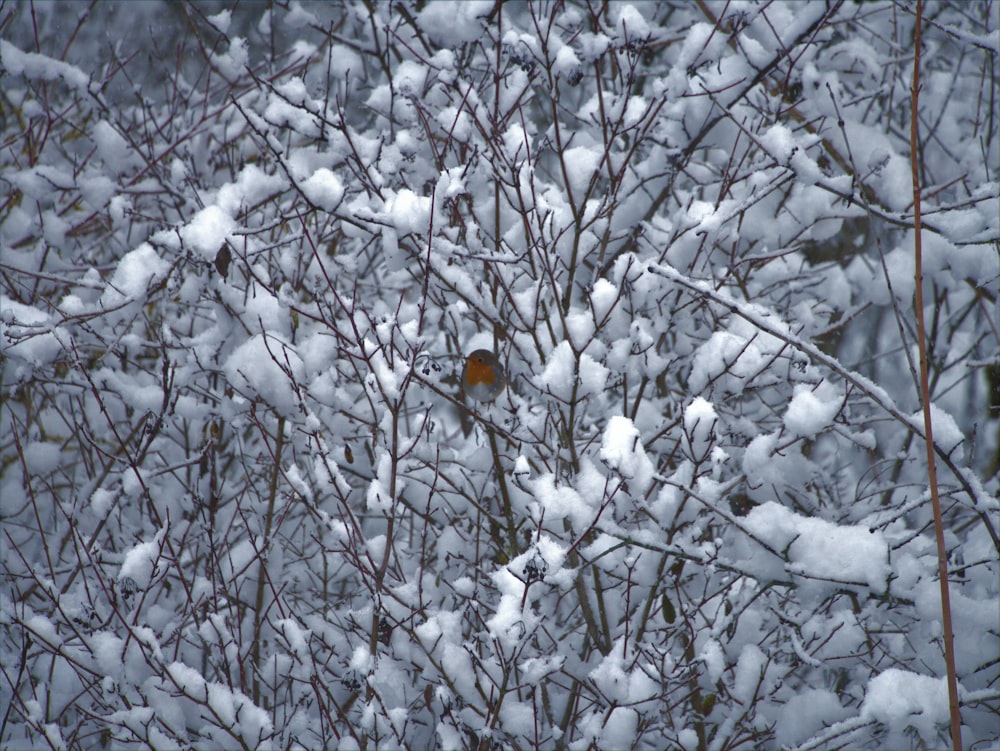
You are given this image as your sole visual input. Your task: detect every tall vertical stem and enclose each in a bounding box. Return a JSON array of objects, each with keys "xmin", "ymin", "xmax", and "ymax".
[{"xmin": 909, "ymin": 3, "xmax": 962, "ymax": 748}]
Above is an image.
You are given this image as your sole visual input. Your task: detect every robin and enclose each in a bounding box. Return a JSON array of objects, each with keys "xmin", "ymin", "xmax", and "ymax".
[{"xmin": 462, "ymin": 349, "xmax": 506, "ymax": 402}]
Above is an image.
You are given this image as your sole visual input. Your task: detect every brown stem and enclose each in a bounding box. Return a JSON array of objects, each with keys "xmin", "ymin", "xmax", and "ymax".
[
  {"xmin": 253, "ymin": 415, "xmax": 284, "ymax": 707},
  {"xmin": 910, "ymin": 3, "xmax": 962, "ymax": 749}
]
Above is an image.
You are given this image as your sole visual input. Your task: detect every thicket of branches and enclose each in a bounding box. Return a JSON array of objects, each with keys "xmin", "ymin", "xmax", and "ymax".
[{"xmin": 1, "ymin": 2, "xmax": 997, "ymax": 750}]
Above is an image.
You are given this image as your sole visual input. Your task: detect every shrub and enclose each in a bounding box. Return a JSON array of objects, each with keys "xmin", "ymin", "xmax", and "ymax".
[{"xmin": 2, "ymin": 3, "xmax": 997, "ymax": 749}]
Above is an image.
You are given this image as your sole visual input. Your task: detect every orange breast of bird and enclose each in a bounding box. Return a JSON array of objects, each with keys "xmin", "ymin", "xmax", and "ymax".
[
  {"xmin": 465, "ymin": 354, "xmax": 497, "ymax": 387},
  {"xmin": 463, "ymin": 350, "xmax": 505, "ymax": 401}
]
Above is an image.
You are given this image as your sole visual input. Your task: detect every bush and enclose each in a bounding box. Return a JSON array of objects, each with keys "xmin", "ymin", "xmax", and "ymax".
[{"xmin": 2, "ymin": 3, "xmax": 997, "ymax": 749}]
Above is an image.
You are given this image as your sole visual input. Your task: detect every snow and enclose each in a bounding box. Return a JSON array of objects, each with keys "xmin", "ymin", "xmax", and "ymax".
[
  {"xmin": 528, "ymin": 471, "xmax": 590, "ymax": 530},
  {"xmin": 417, "ymin": 1, "xmax": 492, "ymax": 44},
  {"xmin": 562, "ymin": 146, "xmax": 600, "ymax": 197},
  {"xmin": 164, "ymin": 661, "xmax": 273, "ymax": 744},
  {"xmin": 275, "ymin": 618, "xmax": 310, "ymax": 661},
  {"xmin": 300, "ymin": 168, "xmax": 345, "ymax": 211},
  {"xmin": 577, "ymin": 32, "xmax": 611, "ymax": 62},
  {"xmin": 761, "ymin": 123, "xmax": 795, "ymax": 164},
  {"xmin": 783, "ymin": 381, "xmax": 841, "ymax": 438},
  {"xmin": 1, "ymin": 297, "xmax": 62, "ymax": 370},
  {"xmin": 100, "ymin": 243, "xmax": 171, "ymax": 307},
  {"xmin": 217, "ymin": 166, "xmax": 288, "ymax": 216},
  {"xmin": 908, "ymin": 403, "xmax": 965, "ymax": 459},
  {"xmin": 486, "ymin": 566, "xmax": 536, "ymax": 647},
  {"xmin": 589, "ymin": 278, "xmax": 619, "ymax": 323},
  {"xmin": 684, "ymin": 396, "xmax": 718, "ymax": 462},
  {"xmin": 22, "ymin": 441, "xmax": 61, "ymax": 474},
  {"xmin": 393, "ymin": 60, "xmax": 427, "ymax": 97},
  {"xmin": 741, "ymin": 502, "xmax": 890, "ymax": 592},
  {"xmin": 613, "ymin": 4, "xmax": 651, "ymax": 42},
  {"xmin": 328, "ymin": 44, "xmax": 363, "ymax": 82},
  {"xmin": 775, "ymin": 688, "xmax": 851, "ymax": 747},
  {"xmin": 600, "ymin": 415, "xmax": 654, "ymax": 493},
  {"xmin": 732, "ymin": 643, "xmax": 766, "ymax": 704},
  {"xmin": 0, "ymin": 40, "xmax": 90, "ymax": 91},
  {"xmin": 601, "ymin": 707, "xmax": 639, "ymax": 749},
  {"xmin": 552, "ymin": 46, "xmax": 581, "ymax": 79},
  {"xmin": 3, "ymin": 5, "xmax": 997, "ymax": 751},
  {"xmin": 109, "ymin": 195, "xmax": 131, "ymax": 226},
  {"xmin": 501, "ymin": 123, "xmax": 532, "ymax": 163},
  {"xmin": 678, "ymin": 728, "xmax": 699, "ymax": 750},
  {"xmin": 118, "ymin": 527, "xmax": 167, "ymax": 592},
  {"xmin": 536, "ymin": 340, "xmax": 576, "ymax": 400},
  {"xmin": 283, "ymin": 2, "xmax": 316, "ymax": 29},
  {"xmin": 90, "ymin": 487, "xmax": 115, "ymax": 518},
  {"xmin": 589, "ymin": 644, "xmax": 660, "ymax": 708},
  {"xmin": 383, "ymin": 188, "xmax": 431, "ymax": 235},
  {"xmin": 415, "ymin": 610, "xmax": 461, "ymax": 650},
  {"xmin": 179, "ymin": 207, "xmax": 235, "ymax": 262},
  {"xmin": 210, "ymin": 37, "xmax": 249, "ymax": 81},
  {"xmin": 223, "ymin": 334, "xmax": 305, "ymax": 415},
  {"xmin": 93, "ymin": 121, "xmax": 140, "ymax": 175},
  {"xmin": 577, "ymin": 352, "xmax": 609, "ymax": 398},
  {"xmin": 860, "ymin": 669, "xmax": 952, "ymax": 744},
  {"xmin": 206, "ymin": 9, "xmax": 231, "ymax": 32},
  {"xmin": 689, "ymin": 330, "xmax": 775, "ymax": 396},
  {"xmin": 699, "ymin": 638, "xmax": 725, "ymax": 683},
  {"xmin": 499, "ymin": 700, "xmax": 534, "ymax": 736}
]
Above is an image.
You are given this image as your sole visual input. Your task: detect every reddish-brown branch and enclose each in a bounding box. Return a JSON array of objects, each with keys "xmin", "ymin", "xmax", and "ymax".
[{"xmin": 910, "ymin": 2, "xmax": 963, "ymax": 749}]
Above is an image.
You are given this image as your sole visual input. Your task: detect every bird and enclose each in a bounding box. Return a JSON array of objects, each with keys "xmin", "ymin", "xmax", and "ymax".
[{"xmin": 462, "ymin": 349, "xmax": 506, "ymax": 402}]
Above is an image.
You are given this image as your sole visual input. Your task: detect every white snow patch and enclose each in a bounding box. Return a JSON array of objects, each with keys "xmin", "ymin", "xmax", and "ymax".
[
  {"xmin": 742, "ymin": 501, "xmax": 890, "ymax": 591},
  {"xmin": 502, "ymin": 123, "xmax": 532, "ymax": 162},
  {"xmin": 93, "ymin": 121, "xmax": 140, "ymax": 175},
  {"xmin": 164, "ymin": 661, "xmax": 273, "ymax": 741},
  {"xmin": 300, "ymin": 168, "xmax": 345, "ymax": 211},
  {"xmin": 577, "ymin": 352, "xmax": 609, "ymax": 398},
  {"xmin": 210, "ymin": 37, "xmax": 249, "ymax": 81},
  {"xmin": 678, "ymin": 728, "xmax": 699, "ymax": 750},
  {"xmin": 91, "ymin": 631, "xmax": 126, "ymax": 677},
  {"xmin": 553, "ymin": 45, "xmax": 581, "ymax": 79},
  {"xmin": 732, "ymin": 644, "xmax": 765, "ymax": 704},
  {"xmin": 861, "ymin": 669, "xmax": 952, "ymax": 743},
  {"xmin": 119, "ymin": 526, "xmax": 167, "ymax": 591},
  {"xmin": 393, "ymin": 60, "xmax": 427, "ymax": 97},
  {"xmin": 699, "ymin": 638, "xmax": 724, "ymax": 683},
  {"xmin": 180, "ymin": 206, "xmax": 236, "ymax": 261},
  {"xmin": 761, "ymin": 123, "xmax": 794, "ymax": 163},
  {"xmin": 90, "ymin": 487, "xmax": 116, "ymax": 518},
  {"xmin": 282, "ymin": 1, "xmax": 317, "ymax": 28},
  {"xmin": 908, "ymin": 403, "xmax": 964, "ymax": 459},
  {"xmin": 613, "ymin": 4, "xmax": 651, "ymax": 42},
  {"xmin": 101, "ymin": 244, "xmax": 170, "ymax": 307},
  {"xmin": 217, "ymin": 164, "xmax": 287, "ymax": 215},
  {"xmin": 206, "ymin": 9, "xmax": 231, "ymax": 32},
  {"xmin": 775, "ymin": 689, "xmax": 851, "ymax": 747},
  {"xmin": 223, "ymin": 334, "xmax": 304, "ymax": 415},
  {"xmin": 590, "ymin": 278, "xmax": 619, "ymax": 323},
  {"xmin": 562, "ymin": 146, "xmax": 600, "ymax": 196},
  {"xmin": 536, "ymin": 341, "xmax": 576, "ymax": 401},
  {"xmin": 600, "ymin": 416, "xmax": 654, "ymax": 492},
  {"xmin": 416, "ymin": 1, "xmax": 492, "ymax": 44},
  {"xmin": 22, "ymin": 442, "xmax": 61, "ymax": 474},
  {"xmin": 0, "ymin": 297, "xmax": 62, "ymax": 370},
  {"xmin": 0, "ymin": 40, "xmax": 89, "ymax": 91},
  {"xmin": 486, "ymin": 567, "xmax": 536, "ymax": 647},
  {"xmin": 383, "ymin": 189, "xmax": 431, "ymax": 235},
  {"xmin": 589, "ymin": 641, "xmax": 660, "ymax": 705},
  {"xmin": 683, "ymin": 397, "xmax": 718, "ymax": 462},
  {"xmin": 784, "ymin": 381, "xmax": 841, "ymax": 438}
]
